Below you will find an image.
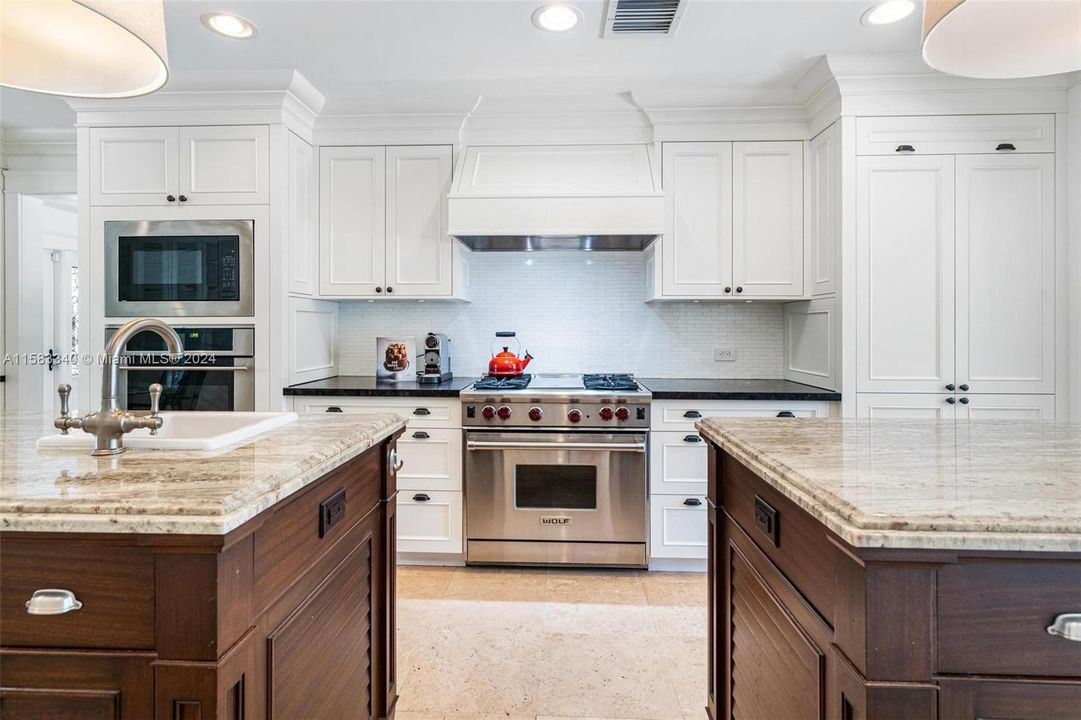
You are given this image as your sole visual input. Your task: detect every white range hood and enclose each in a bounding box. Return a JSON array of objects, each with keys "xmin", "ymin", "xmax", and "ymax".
[{"xmin": 447, "ymin": 144, "xmax": 664, "ymax": 251}]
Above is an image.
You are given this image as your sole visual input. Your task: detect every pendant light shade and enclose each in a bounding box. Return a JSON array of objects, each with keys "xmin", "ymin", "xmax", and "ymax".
[
  {"xmin": 0, "ymin": 0, "xmax": 168, "ymax": 98},
  {"xmin": 922, "ymin": 0, "xmax": 1081, "ymax": 79}
]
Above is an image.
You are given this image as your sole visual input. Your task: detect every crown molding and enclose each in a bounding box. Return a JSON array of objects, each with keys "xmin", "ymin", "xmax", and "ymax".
[
  {"xmin": 0, "ymin": 127, "xmax": 77, "ymax": 175},
  {"xmin": 315, "ymin": 112, "xmax": 467, "ymax": 146}
]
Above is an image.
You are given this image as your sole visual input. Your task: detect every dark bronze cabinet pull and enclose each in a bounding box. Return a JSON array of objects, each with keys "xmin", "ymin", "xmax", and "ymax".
[
  {"xmin": 412, "ymin": 431, "xmax": 430, "ymax": 439},
  {"xmin": 413, "ymin": 408, "xmax": 431, "ymax": 416},
  {"xmin": 946, "ymin": 397, "xmax": 956, "ymax": 405},
  {"xmin": 946, "ymin": 383, "xmax": 956, "ymax": 391},
  {"xmin": 959, "ymin": 384, "xmax": 969, "ymax": 391},
  {"xmin": 683, "ymin": 434, "xmax": 702, "ymax": 443},
  {"xmin": 896, "ymin": 144, "xmax": 916, "ymax": 153},
  {"xmin": 683, "ymin": 498, "xmax": 702, "ymax": 507},
  {"xmin": 996, "ymin": 143, "xmax": 1016, "ymax": 151},
  {"xmin": 166, "ymin": 195, "xmax": 176, "ymax": 202},
  {"xmin": 959, "ymin": 397, "xmax": 969, "ymax": 405},
  {"xmin": 178, "ymin": 194, "xmax": 188, "ymax": 202},
  {"xmin": 326, "ymin": 406, "xmax": 343, "ymax": 413},
  {"xmin": 413, "ymin": 493, "xmax": 430, "ymax": 502},
  {"xmin": 776, "ymin": 411, "xmax": 795, "ymax": 418},
  {"xmin": 683, "ymin": 410, "xmax": 702, "ymax": 419}
]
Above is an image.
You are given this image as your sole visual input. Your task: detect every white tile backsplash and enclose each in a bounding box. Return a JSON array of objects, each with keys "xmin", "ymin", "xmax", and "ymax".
[{"xmin": 338, "ymin": 252, "xmax": 784, "ymax": 378}]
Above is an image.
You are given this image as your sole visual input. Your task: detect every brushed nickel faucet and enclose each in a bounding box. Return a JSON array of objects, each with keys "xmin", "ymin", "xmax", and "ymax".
[{"xmin": 54, "ymin": 317, "xmax": 184, "ymax": 456}]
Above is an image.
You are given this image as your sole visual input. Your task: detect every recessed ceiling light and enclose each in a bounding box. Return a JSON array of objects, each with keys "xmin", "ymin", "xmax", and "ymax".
[
  {"xmin": 200, "ymin": 12, "xmax": 257, "ymax": 39},
  {"xmin": 532, "ymin": 4, "xmax": 582, "ymax": 32},
  {"xmin": 861, "ymin": 0, "xmax": 915, "ymax": 26}
]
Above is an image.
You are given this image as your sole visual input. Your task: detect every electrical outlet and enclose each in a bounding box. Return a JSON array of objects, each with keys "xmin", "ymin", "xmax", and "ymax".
[{"xmin": 714, "ymin": 348, "xmax": 736, "ymax": 362}]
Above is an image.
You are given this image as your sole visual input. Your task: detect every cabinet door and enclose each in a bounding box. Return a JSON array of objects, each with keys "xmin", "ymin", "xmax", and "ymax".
[
  {"xmin": 956, "ymin": 154, "xmax": 1055, "ymax": 394},
  {"xmin": 960, "ymin": 393, "xmax": 1056, "ymax": 419},
  {"xmin": 856, "ymin": 393, "xmax": 957, "ymax": 419},
  {"xmin": 650, "ymin": 494, "xmax": 708, "ymax": 559},
  {"xmin": 286, "ymin": 132, "xmax": 316, "ymax": 296},
  {"xmin": 177, "ymin": 125, "xmax": 269, "ymax": 204},
  {"xmin": 397, "ymin": 490, "xmax": 463, "ymax": 554},
  {"xmin": 733, "ymin": 141, "xmax": 804, "ymax": 297},
  {"xmin": 661, "ymin": 142, "xmax": 733, "ymax": 297},
  {"xmin": 385, "ymin": 146, "xmax": 453, "ymax": 297},
  {"xmin": 649, "ymin": 431, "xmax": 707, "ymax": 495},
  {"xmin": 0, "ymin": 651, "xmax": 154, "ymax": 719},
  {"xmin": 89, "ymin": 126, "xmax": 178, "ymax": 206},
  {"xmin": 395, "ymin": 428, "xmax": 462, "ymax": 492},
  {"xmin": 807, "ymin": 125, "xmax": 839, "ymax": 297},
  {"xmin": 940, "ymin": 678, "xmax": 1081, "ymax": 720},
  {"xmin": 319, "ymin": 146, "xmax": 387, "ymax": 297},
  {"xmin": 857, "ymin": 155, "xmax": 956, "ymax": 393}
]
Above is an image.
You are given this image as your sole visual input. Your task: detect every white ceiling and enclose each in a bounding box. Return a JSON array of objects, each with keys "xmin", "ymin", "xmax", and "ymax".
[{"xmin": 0, "ymin": 0, "xmax": 924, "ymax": 128}]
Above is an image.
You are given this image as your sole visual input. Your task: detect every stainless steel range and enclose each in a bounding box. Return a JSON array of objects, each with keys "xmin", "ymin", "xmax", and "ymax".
[{"xmin": 462, "ymin": 374, "xmax": 651, "ymax": 568}]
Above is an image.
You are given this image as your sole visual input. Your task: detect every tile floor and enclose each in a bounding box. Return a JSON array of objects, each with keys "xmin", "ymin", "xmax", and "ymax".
[{"xmin": 396, "ymin": 566, "xmax": 707, "ymax": 720}]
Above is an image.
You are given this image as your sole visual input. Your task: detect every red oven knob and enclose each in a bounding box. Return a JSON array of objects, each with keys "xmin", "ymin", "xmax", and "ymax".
[
  {"xmin": 567, "ymin": 409, "xmax": 582, "ymax": 424},
  {"xmin": 599, "ymin": 406, "xmax": 614, "ymax": 421},
  {"xmin": 615, "ymin": 406, "xmax": 630, "ymax": 421},
  {"xmin": 481, "ymin": 405, "xmax": 496, "ymax": 420},
  {"xmin": 497, "ymin": 405, "xmax": 513, "ymax": 420},
  {"xmin": 528, "ymin": 407, "xmax": 544, "ymax": 422}
]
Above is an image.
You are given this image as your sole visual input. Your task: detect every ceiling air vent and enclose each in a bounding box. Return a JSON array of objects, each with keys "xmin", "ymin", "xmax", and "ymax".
[{"xmin": 603, "ymin": 0, "xmax": 686, "ymax": 38}]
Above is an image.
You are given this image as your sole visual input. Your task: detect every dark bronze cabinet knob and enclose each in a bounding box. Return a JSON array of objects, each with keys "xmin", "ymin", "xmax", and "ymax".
[
  {"xmin": 946, "ymin": 384, "xmax": 956, "ymax": 391},
  {"xmin": 386, "ymin": 286, "xmax": 394, "ymax": 293},
  {"xmin": 724, "ymin": 286, "xmax": 732, "ymax": 293},
  {"xmin": 166, "ymin": 195, "xmax": 176, "ymax": 202},
  {"xmin": 375, "ymin": 286, "xmax": 383, "ymax": 293},
  {"xmin": 959, "ymin": 384, "xmax": 969, "ymax": 392},
  {"xmin": 946, "ymin": 397, "xmax": 956, "ymax": 405},
  {"xmin": 178, "ymin": 194, "xmax": 188, "ymax": 202},
  {"xmin": 735, "ymin": 286, "xmax": 743, "ymax": 293},
  {"xmin": 959, "ymin": 397, "xmax": 969, "ymax": 405}
]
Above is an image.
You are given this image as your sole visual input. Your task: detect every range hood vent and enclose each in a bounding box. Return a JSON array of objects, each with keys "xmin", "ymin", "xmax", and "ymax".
[
  {"xmin": 603, "ymin": 0, "xmax": 686, "ymax": 38},
  {"xmin": 447, "ymin": 144, "xmax": 664, "ymax": 252}
]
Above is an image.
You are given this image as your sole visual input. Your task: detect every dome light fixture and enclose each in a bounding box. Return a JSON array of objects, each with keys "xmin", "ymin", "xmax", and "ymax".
[
  {"xmin": 532, "ymin": 4, "xmax": 582, "ymax": 32},
  {"xmin": 200, "ymin": 11, "xmax": 257, "ymax": 39},
  {"xmin": 922, "ymin": 0, "xmax": 1081, "ymax": 78},
  {"xmin": 0, "ymin": 0, "xmax": 169, "ymax": 99},
  {"xmin": 861, "ymin": 0, "xmax": 916, "ymax": 26}
]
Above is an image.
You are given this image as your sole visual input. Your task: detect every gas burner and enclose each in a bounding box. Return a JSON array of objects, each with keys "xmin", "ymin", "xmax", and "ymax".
[
  {"xmin": 473, "ymin": 374, "xmax": 532, "ymax": 391},
  {"xmin": 583, "ymin": 374, "xmax": 641, "ymax": 392}
]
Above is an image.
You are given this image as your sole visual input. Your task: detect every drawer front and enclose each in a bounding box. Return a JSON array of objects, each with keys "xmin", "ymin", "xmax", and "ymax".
[
  {"xmin": 650, "ymin": 494, "xmax": 708, "ymax": 559},
  {"xmin": 938, "ymin": 561, "xmax": 1081, "ymax": 677},
  {"xmin": 652, "ymin": 400, "xmax": 828, "ymax": 432},
  {"xmin": 397, "ymin": 490, "xmax": 463, "ymax": 555},
  {"xmin": 254, "ymin": 447, "xmax": 381, "ymax": 608},
  {"xmin": 939, "ymin": 678, "xmax": 1081, "ymax": 720},
  {"xmin": 0, "ymin": 542, "xmax": 154, "ymax": 650},
  {"xmin": 856, "ymin": 114, "xmax": 1056, "ymax": 155},
  {"xmin": 396, "ymin": 428, "xmax": 462, "ymax": 492},
  {"xmin": 296, "ymin": 397, "xmax": 460, "ymax": 428},
  {"xmin": 650, "ymin": 431, "xmax": 708, "ymax": 495}
]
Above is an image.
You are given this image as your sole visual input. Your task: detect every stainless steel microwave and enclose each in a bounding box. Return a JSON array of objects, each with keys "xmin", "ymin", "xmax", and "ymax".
[{"xmin": 105, "ymin": 219, "xmax": 254, "ymax": 317}]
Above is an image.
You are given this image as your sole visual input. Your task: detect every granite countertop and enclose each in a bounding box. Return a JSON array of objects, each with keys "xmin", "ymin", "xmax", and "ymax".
[
  {"xmin": 697, "ymin": 418, "xmax": 1081, "ymax": 553},
  {"xmin": 0, "ymin": 412, "xmax": 406, "ymax": 535},
  {"xmin": 284, "ymin": 375, "xmax": 478, "ymax": 397},
  {"xmin": 638, "ymin": 378, "xmax": 840, "ymax": 401}
]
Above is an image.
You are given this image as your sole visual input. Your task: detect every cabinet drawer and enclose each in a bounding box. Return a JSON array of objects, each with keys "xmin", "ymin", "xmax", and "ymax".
[
  {"xmin": 938, "ymin": 561, "xmax": 1081, "ymax": 677},
  {"xmin": 0, "ymin": 542, "xmax": 154, "ymax": 650},
  {"xmin": 652, "ymin": 400, "xmax": 828, "ymax": 432},
  {"xmin": 397, "ymin": 490, "xmax": 463, "ymax": 555},
  {"xmin": 856, "ymin": 114, "xmax": 1055, "ymax": 155},
  {"xmin": 939, "ymin": 678, "xmax": 1081, "ymax": 720},
  {"xmin": 295, "ymin": 397, "xmax": 460, "ymax": 428},
  {"xmin": 650, "ymin": 495, "xmax": 707, "ymax": 559},
  {"xmin": 396, "ymin": 428, "xmax": 462, "ymax": 492},
  {"xmin": 254, "ymin": 448, "xmax": 381, "ymax": 608},
  {"xmin": 650, "ymin": 431, "xmax": 707, "ymax": 495}
]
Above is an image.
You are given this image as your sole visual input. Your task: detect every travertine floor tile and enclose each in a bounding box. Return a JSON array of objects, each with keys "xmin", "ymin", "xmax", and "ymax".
[
  {"xmin": 399, "ymin": 565, "xmax": 457, "ymax": 599},
  {"xmin": 545, "ymin": 569, "xmax": 648, "ymax": 605},
  {"xmin": 650, "ymin": 605, "xmax": 707, "ymax": 638},
  {"xmin": 445, "ymin": 567, "xmax": 549, "ymax": 602},
  {"xmin": 542, "ymin": 601, "xmax": 658, "ymax": 637},
  {"xmin": 657, "ymin": 636, "xmax": 708, "ymax": 718},
  {"xmin": 641, "ymin": 572, "xmax": 707, "ymax": 607}
]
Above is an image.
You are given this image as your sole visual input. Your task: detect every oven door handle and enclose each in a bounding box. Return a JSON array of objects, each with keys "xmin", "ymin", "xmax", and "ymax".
[
  {"xmin": 466, "ymin": 440, "xmax": 646, "ymax": 452},
  {"xmin": 117, "ymin": 366, "xmax": 250, "ymax": 372}
]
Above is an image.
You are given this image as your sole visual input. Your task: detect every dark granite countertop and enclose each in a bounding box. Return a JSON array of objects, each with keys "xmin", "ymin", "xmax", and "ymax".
[
  {"xmin": 284, "ymin": 375, "xmax": 479, "ymax": 397},
  {"xmin": 636, "ymin": 378, "xmax": 840, "ymax": 401}
]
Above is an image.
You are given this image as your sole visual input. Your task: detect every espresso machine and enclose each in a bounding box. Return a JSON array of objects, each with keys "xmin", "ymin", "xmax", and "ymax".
[{"xmin": 417, "ymin": 332, "xmax": 453, "ymax": 383}]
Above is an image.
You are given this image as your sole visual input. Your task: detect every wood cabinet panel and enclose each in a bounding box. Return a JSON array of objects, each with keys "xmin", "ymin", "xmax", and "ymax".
[{"xmin": 939, "ymin": 678, "xmax": 1081, "ymax": 720}]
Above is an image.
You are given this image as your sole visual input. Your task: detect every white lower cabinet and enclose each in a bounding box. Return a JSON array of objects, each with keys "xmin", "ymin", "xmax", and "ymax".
[
  {"xmin": 396, "ymin": 428, "xmax": 462, "ymax": 492},
  {"xmin": 397, "ymin": 490, "xmax": 464, "ymax": 555},
  {"xmin": 650, "ymin": 495, "xmax": 708, "ymax": 560},
  {"xmin": 650, "ymin": 431, "xmax": 708, "ymax": 496},
  {"xmin": 962, "ymin": 394, "xmax": 1056, "ymax": 419},
  {"xmin": 856, "ymin": 393, "xmax": 1055, "ymax": 419},
  {"xmin": 856, "ymin": 393, "xmax": 957, "ymax": 419}
]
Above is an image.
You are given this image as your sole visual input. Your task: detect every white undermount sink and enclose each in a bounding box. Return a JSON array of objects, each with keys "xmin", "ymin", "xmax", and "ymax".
[{"xmin": 37, "ymin": 412, "xmax": 298, "ymax": 452}]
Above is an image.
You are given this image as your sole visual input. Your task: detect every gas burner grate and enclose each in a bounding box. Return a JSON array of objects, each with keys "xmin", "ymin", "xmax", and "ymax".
[
  {"xmin": 473, "ymin": 374, "xmax": 533, "ymax": 391},
  {"xmin": 582, "ymin": 374, "xmax": 641, "ymax": 392}
]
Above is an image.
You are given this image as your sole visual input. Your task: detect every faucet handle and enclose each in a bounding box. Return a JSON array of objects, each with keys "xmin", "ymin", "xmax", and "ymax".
[
  {"xmin": 148, "ymin": 383, "xmax": 163, "ymax": 435},
  {"xmin": 56, "ymin": 384, "xmax": 72, "ymax": 434}
]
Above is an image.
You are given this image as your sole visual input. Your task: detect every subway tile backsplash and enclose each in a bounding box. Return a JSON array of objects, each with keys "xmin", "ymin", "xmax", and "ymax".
[{"xmin": 338, "ymin": 252, "xmax": 783, "ymax": 378}]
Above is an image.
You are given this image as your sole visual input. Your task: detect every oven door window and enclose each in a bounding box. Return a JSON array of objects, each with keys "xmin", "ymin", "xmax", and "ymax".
[
  {"xmin": 118, "ymin": 235, "xmax": 239, "ymax": 303},
  {"xmin": 126, "ymin": 365, "xmax": 235, "ymax": 412},
  {"xmin": 515, "ymin": 465, "xmax": 597, "ymax": 510}
]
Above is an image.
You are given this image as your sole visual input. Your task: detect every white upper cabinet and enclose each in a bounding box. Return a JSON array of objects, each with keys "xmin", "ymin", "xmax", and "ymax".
[
  {"xmin": 89, "ymin": 125, "xmax": 268, "ymax": 206},
  {"xmin": 385, "ymin": 146, "xmax": 453, "ymax": 296},
  {"xmin": 806, "ymin": 124, "xmax": 839, "ymax": 297},
  {"xmin": 319, "ymin": 146, "xmax": 387, "ymax": 297},
  {"xmin": 287, "ymin": 132, "xmax": 316, "ymax": 296},
  {"xmin": 661, "ymin": 142, "xmax": 733, "ymax": 297},
  {"xmin": 955, "ymin": 154, "xmax": 1055, "ymax": 394},
  {"xmin": 177, "ymin": 126, "xmax": 269, "ymax": 205},
  {"xmin": 732, "ymin": 141, "xmax": 804, "ymax": 297},
  {"xmin": 855, "ymin": 114, "xmax": 1056, "ymax": 155},
  {"xmin": 90, "ymin": 127, "xmax": 178, "ymax": 206},
  {"xmin": 856, "ymin": 155, "xmax": 956, "ymax": 393}
]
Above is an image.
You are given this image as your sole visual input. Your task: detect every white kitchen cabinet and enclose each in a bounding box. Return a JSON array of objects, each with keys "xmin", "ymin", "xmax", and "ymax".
[
  {"xmin": 395, "ymin": 428, "xmax": 462, "ymax": 493},
  {"xmin": 650, "ymin": 495, "xmax": 708, "ymax": 560},
  {"xmin": 292, "ymin": 396, "xmax": 460, "ymax": 427},
  {"xmin": 856, "ymin": 393, "xmax": 958, "ymax": 419},
  {"xmin": 806, "ymin": 123, "xmax": 839, "ymax": 297},
  {"xmin": 733, "ymin": 141, "xmax": 804, "ymax": 297},
  {"xmin": 955, "ymin": 154, "xmax": 1055, "ymax": 395},
  {"xmin": 660, "ymin": 142, "xmax": 733, "ymax": 297},
  {"xmin": 89, "ymin": 125, "xmax": 268, "ymax": 206},
  {"xmin": 650, "ymin": 431, "xmax": 708, "ymax": 496},
  {"xmin": 856, "ymin": 155, "xmax": 956, "ymax": 394},
  {"xmin": 961, "ymin": 394, "xmax": 1056, "ymax": 419},
  {"xmin": 855, "ymin": 114, "xmax": 1056, "ymax": 156},
  {"xmin": 385, "ymin": 146, "xmax": 454, "ymax": 296},
  {"xmin": 286, "ymin": 132, "xmax": 316, "ymax": 296},
  {"xmin": 397, "ymin": 490, "xmax": 463, "ymax": 555},
  {"xmin": 651, "ymin": 399, "xmax": 831, "ymax": 432},
  {"xmin": 319, "ymin": 146, "xmax": 387, "ymax": 296}
]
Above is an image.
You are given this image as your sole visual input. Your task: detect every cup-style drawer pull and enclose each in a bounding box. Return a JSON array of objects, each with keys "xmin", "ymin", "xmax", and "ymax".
[
  {"xmin": 996, "ymin": 142, "xmax": 1016, "ymax": 151},
  {"xmin": 412, "ymin": 431, "xmax": 430, "ymax": 439},
  {"xmin": 413, "ymin": 408, "xmax": 431, "ymax": 416},
  {"xmin": 683, "ymin": 498, "xmax": 702, "ymax": 507},
  {"xmin": 683, "ymin": 410, "xmax": 702, "ymax": 419},
  {"xmin": 326, "ymin": 406, "xmax": 343, "ymax": 413},
  {"xmin": 1047, "ymin": 613, "xmax": 1081, "ymax": 642},
  {"xmin": 683, "ymin": 434, "xmax": 703, "ymax": 443},
  {"xmin": 413, "ymin": 493, "xmax": 431, "ymax": 502},
  {"xmin": 895, "ymin": 144, "xmax": 916, "ymax": 153},
  {"xmin": 776, "ymin": 411, "xmax": 795, "ymax": 418},
  {"xmin": 26, "ymin": 589, "xmax": 83, "ymax": 615}
]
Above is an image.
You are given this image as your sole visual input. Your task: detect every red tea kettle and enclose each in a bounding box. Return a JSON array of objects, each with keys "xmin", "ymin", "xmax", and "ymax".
[{"xmin": 488, "ymin": 331, "xmax": 533, "ymax": 377}]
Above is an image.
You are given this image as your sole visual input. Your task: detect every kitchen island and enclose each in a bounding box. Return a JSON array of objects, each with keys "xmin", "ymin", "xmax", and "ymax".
[
  {"xmin": 699, "ymin": 418, "xmax": 1081, "ymax": 720},
  {"xmin": 0, "ymin": 411, "xmax": 406, "ymax": 720}
]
